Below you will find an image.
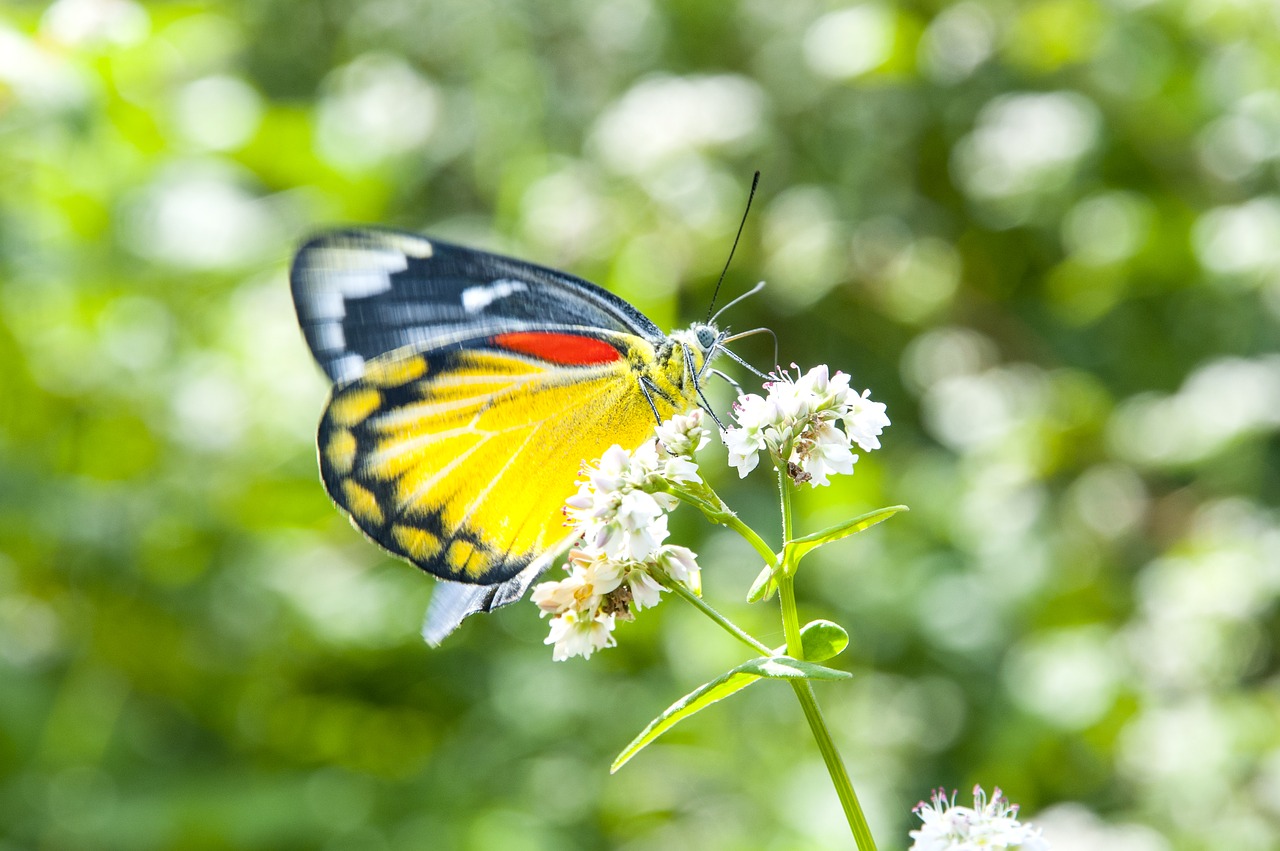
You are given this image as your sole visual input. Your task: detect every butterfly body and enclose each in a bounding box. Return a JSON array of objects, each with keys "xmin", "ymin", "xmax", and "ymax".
[{"xmin": 291, "ymin": 229, "xmax": 720, "ymax": 640}]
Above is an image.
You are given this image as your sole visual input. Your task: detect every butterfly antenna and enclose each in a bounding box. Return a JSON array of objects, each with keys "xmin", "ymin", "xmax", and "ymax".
[
  {"xmin": 709, "ymin": 280, "xmax": 767, "ymax": 325},
  {"xmin": 723, "ymin": 326, "xmax": 779, "ymax": 372},
  {"xmin": 706, "ymin": 171, "xmax": 761, "ymax": 323}
]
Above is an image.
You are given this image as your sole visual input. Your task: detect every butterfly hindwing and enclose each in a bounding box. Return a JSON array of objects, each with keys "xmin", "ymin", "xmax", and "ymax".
[
  {"xmin": 291, "ymin": 229, "xmax": 665, "ymax": 384},
  {"xmin": 318, "ymin": 328, "xmax": 682, "ymax": 585}
]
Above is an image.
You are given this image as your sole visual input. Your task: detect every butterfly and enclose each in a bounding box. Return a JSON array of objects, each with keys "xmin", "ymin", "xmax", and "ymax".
[{"xmin": 290, "ymin": 228, "xmax": 757, "ymax": 644}]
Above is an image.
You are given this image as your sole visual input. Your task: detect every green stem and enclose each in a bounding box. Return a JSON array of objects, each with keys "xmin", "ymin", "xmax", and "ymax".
[
  {"xmin": 668, "ymin": 485, "xmax": 779, "ymax": 570},
  {"xmin": 789, "ymin": 679, "xmax": 878, "ymax": 851},
  {"xmin": 724, "ymin": 514, "xmax": 780, "ymax": 570},
  {"xmin": 778, "ymin": 466, "xmax": 794, "ymax": 566},
  {"xmin": 777, "ymin": 573, "xmax": 805, "ymax": 658},
  {"xmin": 665, "ymin": 576, "xmax": 772, "ymax": 656},
  {"xmin": 776, "ymin": 471, "xmax": 877, "ymax": 851}
]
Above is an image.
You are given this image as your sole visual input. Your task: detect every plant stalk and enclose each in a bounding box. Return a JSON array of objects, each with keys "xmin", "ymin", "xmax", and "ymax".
[
  {"xmin": 777, "ymin": 472, "xmax": 877, "ymax": 851},
  {"xmin": 789, "ymin": 678, "xmax": 878, "ymax": 851},
  {"xmin": 666, "ymin": 576, "xmax": 772, "ymax": 656}
]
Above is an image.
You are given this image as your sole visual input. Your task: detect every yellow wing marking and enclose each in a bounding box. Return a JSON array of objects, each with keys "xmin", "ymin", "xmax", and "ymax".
[
  {"xmin": 324, "ymin": 428, "xmax": 357, "ymax": 475},
  {"xmin": 341, "ymin": 480, "xmax": 384, "ymax": 525},
  {"xmin": 446, "ymin": 539, "xmax": 481, "ymax": 576},
  {"xmin": 451, "ymin": 426, "xmax": 540, "ymax": 539},
  {"xmin": 364, "ymin": 356, "xmax": 428, "ymax": 388},
  {"xmin": 392, "ymin": 524, "xmax": 442, "ymax": 561},
  {"xmin": 369, "ymin": 374, "xmax": 538, "ymax": 432},
  {"xmin": 393, "ymin": 429, "xmax": 512, "ymax": 512},
  {"xmin": 330, "ymin": 387, "xmax": 381, "ymax": 427},
  {"xmin": 369, "ymin": 429, "xmax": 481, "ymax": 483}
]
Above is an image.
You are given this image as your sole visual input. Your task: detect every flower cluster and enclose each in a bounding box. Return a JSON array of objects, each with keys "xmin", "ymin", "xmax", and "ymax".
[
  {"xmin": 721, "ymin": 365, "xmax": 890, "ymax": 486},
  {"xmin": 531, "ymin": 544, "xmax": 700, "ymax": 660},
  {"xmin": 535, "ymin": 410, "xmax": 707, "ymax": 660},
  {"xmin": 910, "ymin": 787, "xmax": 1049, "ymax": 851}
]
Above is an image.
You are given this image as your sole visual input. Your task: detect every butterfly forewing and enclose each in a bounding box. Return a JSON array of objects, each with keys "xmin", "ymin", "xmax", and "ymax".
[{"xmin": 291, "ymin": 229, "xmax": 665, "ymax": 384}]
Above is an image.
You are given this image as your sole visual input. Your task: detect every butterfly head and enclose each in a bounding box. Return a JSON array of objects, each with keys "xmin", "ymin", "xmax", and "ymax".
[
  {"xmin": 669, "ymin": 322, "xmax": 725, "ymax": 383},
  {"xmin": 694, "ymin": 323, "xmax": 721, "ymax": 358}
]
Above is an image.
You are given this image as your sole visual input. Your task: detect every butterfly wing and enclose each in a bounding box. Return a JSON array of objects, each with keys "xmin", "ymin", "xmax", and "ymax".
[
  {"xmin": 317, "ymin": 331, "xmax": 680, "ymax": 594},
  {"xmin": 291, "ymin": 228, "xmax": 666, "ymax": 384},
  {"xmin": 291, "ymin": 229, "xmax": 695, "ymax": 641}
]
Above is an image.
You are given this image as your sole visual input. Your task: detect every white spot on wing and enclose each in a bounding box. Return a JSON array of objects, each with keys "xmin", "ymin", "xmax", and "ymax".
[
  {"xmin": 293, "ymin": 232, "xmax": 433, "ymax": 381},
  {"xmin": 381, "ymin": 233, "xmax": 433, "ymax": 258},
  {"xmin": 314, "ymin": 323, "xmax": 345, "ymax": 352},
  {"xmin": 461, "ymin": 279, "xmax": 528, "ymax": 313},
  {"xmin": 338, "ymin": 270, "xmax": 397, "ymax": 297},
  {"xmin": 309, "ymin": 290, "xmax": 345, "ymax": 320},
  {"xmin": 301, "ymin": 242, "xmax": 423, "ymax": 303},
  {"xmin": 331, "ymin": 353, "xmax": 366, "ymax": 383}
]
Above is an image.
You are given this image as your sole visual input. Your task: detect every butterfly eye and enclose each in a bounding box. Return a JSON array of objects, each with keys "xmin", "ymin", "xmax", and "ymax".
[{"xmin": 696, "ymin": 326, "xmax": 717, "ymax": 351}]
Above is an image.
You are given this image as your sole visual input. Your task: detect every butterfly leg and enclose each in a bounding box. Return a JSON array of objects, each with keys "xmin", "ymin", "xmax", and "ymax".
[
  {"xmin": 709, "ymin": 367, "xmax": 743, "ymax": 398},
  {"xmin": 683, "ymin": 347, "xmax": 726, "ymax": 430},
  {"xmin": 638, "ymin": 375, "xmax": 679, "ymax": 425}
]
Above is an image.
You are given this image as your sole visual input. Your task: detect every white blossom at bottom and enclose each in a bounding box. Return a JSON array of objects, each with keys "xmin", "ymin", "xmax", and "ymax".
[{"xmin": 910, "ymin": 786, "xmax": 1049, "ymax": 851}]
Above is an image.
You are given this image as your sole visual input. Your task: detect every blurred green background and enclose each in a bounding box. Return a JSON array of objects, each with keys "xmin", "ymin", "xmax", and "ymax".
[{"xmin": 2, "ymin": 0, "xmax": 1279, "ymax": 848}]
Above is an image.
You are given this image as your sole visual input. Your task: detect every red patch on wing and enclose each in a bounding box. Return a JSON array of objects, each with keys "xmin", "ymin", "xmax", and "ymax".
[{"xmin": 492, "ymin": 332, "xmax": 621, "ymax": 366}]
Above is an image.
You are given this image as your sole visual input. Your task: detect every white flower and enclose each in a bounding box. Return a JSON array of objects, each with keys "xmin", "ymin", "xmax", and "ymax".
[
  {"xmin": 545, "ymin": 413, "xmax": 714, "ymax": 660},
  {"xmin": 655, "ymin": 408, "xmax": 710, "ymax": 458},
  {"xmin": 545, "ymin": 609, "xmax": 617, "ymax": 661},
  {"xmin": 565, "ymin": 450, "xmax": 671, "ymax": 562},
  {"xmin": 720, "ymin": 364, "xmax": 889, "ymax": 487},
  {"xmin": 910, "ymin": 786, "xmax": 1049, "ymax": 851},
  {"xmin": 653, "ymin": 544, "xmax": 701, "ymax": 595},
  {"xmin": 531, "ymin": 549, "xmax": 623, "ymax": 616},
  {"xmin": 530, "ymin": 575, "xmax": 581, "ymax": 615},
  {"xmin": 793, "ymin": 421, "xmax": 857, "ymax": 486},
  {"xmin": 565, "ymin": 408, "xmax": 713, "ymax": 562},
  {"xmin": 843, "ymin": 387, "xmax": 891, "ymax": 451},
  {"xmin": 612, "ymin": 491, "xmax": 670, "ymax": 560},
  {"xmin": 534, "ymin": 544, "xmax": 702, "ymax": 660},
  {"xmin": 632, "ymin": 441, "xmax": 701, "ymax": 488},
  {"xmin": 623, "ymin": 567, "xmax": 665, "ymax": 611}
]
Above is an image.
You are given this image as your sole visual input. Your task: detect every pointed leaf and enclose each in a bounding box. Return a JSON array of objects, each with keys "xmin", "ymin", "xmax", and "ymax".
[
  {"xmin": 789, "ymin": 505, "xmax": 907, "ymax": 563},
  {"xmin": 799, "ymin": 619, "xmax": 849, "ymax": 661},
  {"xmin": 611, "ymin": 656, "xmax": 851, "ymax": 772},
  {"xmin": 746, "ymin": 563, "xmax": 778, "ymax": 603}
]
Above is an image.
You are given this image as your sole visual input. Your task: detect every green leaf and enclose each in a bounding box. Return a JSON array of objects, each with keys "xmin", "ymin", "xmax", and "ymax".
[
  {"xmin": 746, "ymin": 563, "xmax": 778, "ymax": 603},
  {"xmin": 788, "ymin": 505, "xmax": 907, "ymax": 563},
  {"xmin": 799, "ymin": 620, "xmax": 849, "ymax": 661},
  {"xmin": 611, "ymin": 656, "xmax": 851, "ymax": 772}
]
